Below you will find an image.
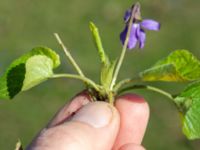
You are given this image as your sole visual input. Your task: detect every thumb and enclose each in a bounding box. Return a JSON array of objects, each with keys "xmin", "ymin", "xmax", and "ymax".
[{"xmin": 28, "ymin": 95, "xmax": 120, "ymax": 150}]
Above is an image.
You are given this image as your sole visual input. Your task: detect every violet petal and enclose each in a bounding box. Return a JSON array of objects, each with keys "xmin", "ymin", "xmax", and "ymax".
[
  {"xmin": 137, "ymin": 28, "xmax": 146, "ymax": 49},
  {"xmin": 141, "ymin": 19, "xmax": 160, "ymax": 31},
  {"xmin": 120, "ymin": 24, "xmax": 138, "ymax": 49},
  {"xmin": 127, "ymin": 24, "xmax": 138, "ymax": 49},
  {"xmin": 120, "ymin": 26, "xmax": 128, "ymax": 46},
  {"xmin": 124, "ymin": 9, "xmax": 131, "ymax": 23}
]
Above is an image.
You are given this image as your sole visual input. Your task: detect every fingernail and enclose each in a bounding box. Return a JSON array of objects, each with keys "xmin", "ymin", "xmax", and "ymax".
[{"xmin": 71, "ymin": 102, "xmax": 113, "ymax": 128}]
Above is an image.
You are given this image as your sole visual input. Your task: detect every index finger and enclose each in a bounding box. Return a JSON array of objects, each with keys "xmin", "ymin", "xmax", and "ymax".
[{"xmin": 113, "ymin": 94, "xmax": 149, "ymax": 149}]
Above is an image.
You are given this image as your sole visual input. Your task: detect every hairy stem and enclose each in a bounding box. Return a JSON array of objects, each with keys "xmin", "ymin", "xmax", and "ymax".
[
  {"xmin": 54, "ymin": 33, "xmax": 85, "ymax": 77},
  {"xmin": 110, "ymin": 3, "xmax": 140, "ymax": 90},
  {"xmin": 51, "ymin": 74, "xmax": 101, "ymax": 92},
  {"xmin": 114, "ymin": 77, "xmax": 141, "ymax": 92},
  {"xmin": 119, "ymin": 84, "xmax": 174, "ymax": 101}
]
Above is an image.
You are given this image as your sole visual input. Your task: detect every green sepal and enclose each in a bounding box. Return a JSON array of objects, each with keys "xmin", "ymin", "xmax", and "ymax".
[
  {"xmin": 140, "ymin": 50, "xmax": 200, "ymax": 82},
  {"xmin": 0, "ymin": 47, "xmax": 60, "ymax": 99},
  {"xmin": 175, "ymin": 81, "xmax": 200, "ymax": 139}
]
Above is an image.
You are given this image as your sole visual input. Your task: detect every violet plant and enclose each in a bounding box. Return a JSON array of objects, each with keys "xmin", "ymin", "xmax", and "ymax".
[{"xmin": 1, "ymin": 3, "xmax": 200, "ymax": 147}]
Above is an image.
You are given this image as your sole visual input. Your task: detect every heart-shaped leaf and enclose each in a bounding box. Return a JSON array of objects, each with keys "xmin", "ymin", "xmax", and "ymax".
[
  {"xmin": 175, "ymin": 81, "xmax": 200, "ymax": 139},
  {"xmin": 140, "ymin": 50, "xmax": 200, "ymax": 82},
  {"xmin": 0, "ymin": 47, "xmax": 60, "ymax": 99}
]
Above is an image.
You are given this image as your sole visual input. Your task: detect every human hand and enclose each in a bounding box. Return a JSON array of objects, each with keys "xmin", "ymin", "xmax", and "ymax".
[{"xmin": 27, "ymin": 91, "xmax": 149, "ymax": 150}]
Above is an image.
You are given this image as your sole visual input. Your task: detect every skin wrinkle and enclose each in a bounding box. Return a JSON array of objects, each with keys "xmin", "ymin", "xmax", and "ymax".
[
  {"xmin": 31, "ymin": 123, "xmax": 94, "ymax": 150},
  {"xmin": 28, "ymin": 93, "xmax": 148, "ymax": 150},
  {"xmin": 27, "ymin": 92, "xmax": 92, "ymax": 150},
  {"xmin": 28, "ymin": 99, "xmax": 120, "ymax": 150},
  {"xmin": 47, "ymin": 91, "xmax": 91, "ymax": 128}
]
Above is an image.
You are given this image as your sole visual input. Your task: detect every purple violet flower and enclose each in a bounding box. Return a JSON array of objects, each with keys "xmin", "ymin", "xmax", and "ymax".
[{"xmin": 120, "ymin": 6, "xmax": 160, "ymax": 49}]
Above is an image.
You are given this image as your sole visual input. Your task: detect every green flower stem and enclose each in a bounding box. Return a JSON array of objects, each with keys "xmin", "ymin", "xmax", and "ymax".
[
  {"xmin": 51, "ymin": 74, "xmax": 101, "ymax": 92},
  {"xmin": 110, "ymin": 4, "xmax": 138, "ymax": 90},
  {"xmin": 119, "ymin": 84, "xmax": 174, "ymax": 101},
  {"xmin": 108, "ymin": 92, "xmax": 114, "ymax": 105},
  {"xmin": 54, "ymin": 33, "xmax": 85, "ymax": 77}
]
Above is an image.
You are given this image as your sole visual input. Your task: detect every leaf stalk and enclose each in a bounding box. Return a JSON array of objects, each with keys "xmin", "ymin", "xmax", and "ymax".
[
  {"xmin": 51, "ymin": 74, "xmax": 101, "ymax": 92},
  {"xmin": 54, "ymin": 33, "xmax": 85, "ymax": 77},
  {"xmin": 119, "ymin": 84, "xmax": 174, "ymax": 101}
]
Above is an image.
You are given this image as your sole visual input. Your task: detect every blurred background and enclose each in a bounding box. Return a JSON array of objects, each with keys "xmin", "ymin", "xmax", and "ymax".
[{"xmin": 0, "ymin": 0, "xmax": 200, "ymax": 149}]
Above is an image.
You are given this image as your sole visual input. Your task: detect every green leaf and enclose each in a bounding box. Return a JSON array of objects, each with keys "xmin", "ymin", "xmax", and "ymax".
[
  {"xmin": 0, "ymin": 47, "xmax": 60, "ymax": 99},
  {"xmin": 101, "ymin": 60, "xmax": 116, "ymax": 90},
  {"xmin": 140, "ymin": 50, "xmax": 200, "ymax": 82},
  {"xmin": 175, "ymin": 81, "xmax": 200, "ymax": 139},
  {"xmin": 22, "ymin": 55, "xmax": 53, "ymax": 91},
  {"xmin": 89, "ymin": 21, "xmax": 116, "ymax": 90},
  {"xmin": 89, "ymin": 21, "xmax": 109, "ymax": 64}
]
